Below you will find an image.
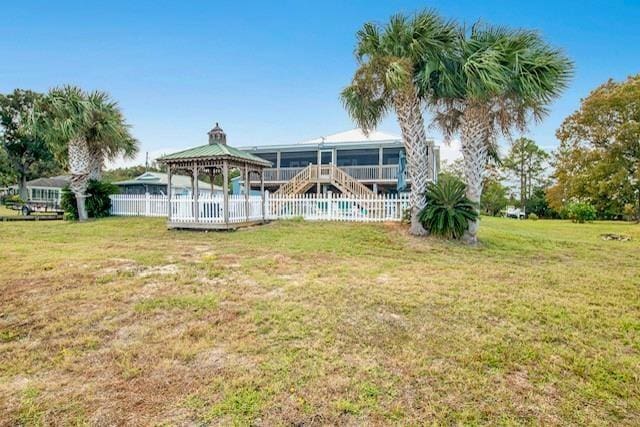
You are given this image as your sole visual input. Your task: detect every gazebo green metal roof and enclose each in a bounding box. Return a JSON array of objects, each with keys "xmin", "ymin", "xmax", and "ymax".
[{"xmin": 159, "ymin": 143, "xmax": 272, "ymax": 167}]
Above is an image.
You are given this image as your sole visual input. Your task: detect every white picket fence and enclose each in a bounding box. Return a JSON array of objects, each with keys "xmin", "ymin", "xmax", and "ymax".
[
  {"xmin": 110, "ymin": 194, "xmax": 168, "ymax": 217},
  {"xmin": 266, "ymin": 193, "xmax": 408, "ymax": 222},
  {"xmin": 110, "ymin": 192, "xmax": 409, "ymax": 222}
]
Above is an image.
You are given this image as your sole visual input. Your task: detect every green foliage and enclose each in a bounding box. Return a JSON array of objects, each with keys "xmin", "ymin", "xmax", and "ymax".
[
  {"xmin": 0, "ymin": 89, "xmax": 62, "ymax": 197},
  {"xmin": 3, "ymin": 194, "xmax": 25, "ymax": 205},
  {"xmin": 102, "ymin": 165, "xmax": 160, "ymax": 182},
  {"xmin": 502, "ymin": 137, "xmax": 549, "ymax": 206},
  {"xmin": 0, "ymin": 146, "xmax": 16, "ymax": 187},
  {"xmin": 37, "ymin": 86, "xmax": 139, "ymax": 169},
  {"xmin": 555, "ymin": 74, "xmax": 640, "ymax": 220},
  {"xmin": 525, "ymin": 187, "xmax": 559, "ymax": 219},
  {"xmin": 61, "ymin": 180, "xmax": 118, "ymax": 220},
  {"xmin": 419, "ymin": 176, "xmax": 479, "ymax": 239},
  {"xmin": 440, "ymin": 158, "xmax": 465, "ymax": 181},
  {"xmin": 425, "ymin": 24, "xmax": 573, "ymax": 142},
  {"xmin": 341, "ymin": 11, "xmax": 457, "ymax": 132},
  {"xmin": 528, "ymin": 213, "xmax": 539, "ymax": 221},
  {"xmin": 565, "ymin": 201, "xmax": 597, "ymax": 223},
  {"xmin": 481, "ymin": 178, "xmax": 509, "ymax": 216}
]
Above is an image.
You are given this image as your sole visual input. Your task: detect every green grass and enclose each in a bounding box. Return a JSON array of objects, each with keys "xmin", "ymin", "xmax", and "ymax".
[
  {"xmin": 0, "ymin": 216, "xmax": 638, "ymax": 425},
  {"xmin": 0, "ymin": 205, "xmax": 19, "ymax": 216},
  {"xmin": 134, "ymin": 294, "xmax": 219, "ymax": 313}
]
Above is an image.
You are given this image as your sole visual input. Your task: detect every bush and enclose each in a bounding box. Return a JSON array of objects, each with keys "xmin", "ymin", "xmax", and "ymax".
[
  {"xmin": 419, "ymin": 176, "xmax": 479, "ymax": 239},
  {"xmin": 528, "ymin": 213, "xmax": 539, "ymax": 220},
  {"xmin": 3, "ymin": 194, "xmax": 25, "ymax": 205},
  {"xmin": 623, "ymin": 203, "xmax": 637, "ymax": 221},
  {"xmin": 566, "ymin": 201, "xmax": 597, "ymax": 223},
  {"xmin": 61, "ymin": 180, "xmax": 119, "ymax": 220}
]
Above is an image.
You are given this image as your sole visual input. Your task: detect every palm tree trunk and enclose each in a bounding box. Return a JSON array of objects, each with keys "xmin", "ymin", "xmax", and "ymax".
[
  {"xmin": 394, "ymin": 90, "xmax": 431, "ymax": 236},
  {"xmin": 68, "ymin": 137, "xmax": 91, "ymax": 221},
  {"xmin": 88, "ymin": 150, "xmax": 104, "ymax": 181},
  {"xmin": 460, "ymin": 107, "xmax": 490, "ymax": 244}
]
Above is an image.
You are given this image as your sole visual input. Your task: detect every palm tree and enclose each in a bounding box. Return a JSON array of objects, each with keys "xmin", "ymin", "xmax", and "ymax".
[
  {"xmin": 420, "ymin": 24, "xmax": 572, "ymax": 243},
  {"xmin": 84, "ymin": 91, "xmax": 138, "ymax": 180},
  {"xmin": 341, "ymin": 11, "xmax": 457, "ymax": 236},
  {"xmin": 38, "ymin": 86, "xmax": 138, "ymax": 221}
]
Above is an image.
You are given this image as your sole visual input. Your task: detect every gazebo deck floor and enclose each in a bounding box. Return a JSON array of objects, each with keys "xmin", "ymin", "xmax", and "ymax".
[{"xmin": 167, "ymin": 220, "xmax": 268, "ymax": 231}]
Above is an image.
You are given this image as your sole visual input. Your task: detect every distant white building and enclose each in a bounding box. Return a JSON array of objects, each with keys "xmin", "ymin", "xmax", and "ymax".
[
  {"xmin": 113, "ymin": 172, "xmax": 222, "ymax": 196},
  {"xmin": 18, "ymin": 175, "xmax": 71, "ymax": 207}
]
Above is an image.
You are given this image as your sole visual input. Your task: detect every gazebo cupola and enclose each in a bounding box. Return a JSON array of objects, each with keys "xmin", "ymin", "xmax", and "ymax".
[
  {"xmin": 158, "ymin": 122, "xmax": 272, "ymax": 230},
  {"xmin": 208, "ymin": 122, "xmax": 226, "ymax": 145}
]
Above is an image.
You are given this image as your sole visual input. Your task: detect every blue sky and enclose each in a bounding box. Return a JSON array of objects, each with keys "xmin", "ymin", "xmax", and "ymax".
[{"xmin": 2, "ymin": 1, "xmax": 639, "ymax": 166}]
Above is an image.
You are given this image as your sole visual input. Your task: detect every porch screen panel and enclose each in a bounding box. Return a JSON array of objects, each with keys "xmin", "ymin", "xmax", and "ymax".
[
  {"xmin": 382, "ymin": 148, "xmax": 403, "ymax": 165},
  {"xmin": 280, "ymin": 151, "xmax": 317, "ymax": 168},
  {"xmin": 336, "ymin": 149, "xmax": 379, "ymax": 166},
  {"xmin": 255, "ymin": 152, "xmax": 277, "ymax": 165}
]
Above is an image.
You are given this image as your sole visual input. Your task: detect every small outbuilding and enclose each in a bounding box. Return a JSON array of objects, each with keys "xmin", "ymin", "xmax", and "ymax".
[{"xmin": 157, "ymin": 123, "xmax": 271, "ymax": 230}]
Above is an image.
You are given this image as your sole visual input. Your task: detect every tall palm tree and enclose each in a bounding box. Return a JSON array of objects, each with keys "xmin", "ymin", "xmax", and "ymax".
[
  {"xmin": 420, "ymin": 24, "xmax": 572, "ymax": 243},
  {"xmin": 341, "ymin": 11, "xmax": 457, "ymax": 236},
  {"xmin": 84, "ymin": 91, "xmax": 138, "ymax": 180},
  {"xmin": 38, "ymin": 86, "xmax": 138, "ymax": 221}
]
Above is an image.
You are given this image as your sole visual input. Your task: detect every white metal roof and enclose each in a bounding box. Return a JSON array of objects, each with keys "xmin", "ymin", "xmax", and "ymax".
[{"xmin": 298, "ymin": 128, "xmax": 400, "ymax": 144}]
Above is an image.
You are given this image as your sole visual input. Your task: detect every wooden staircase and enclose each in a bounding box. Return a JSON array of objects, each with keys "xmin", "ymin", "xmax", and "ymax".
[
  {"xmin": 274, "ymin": 164, "xmax": 376, "ymax": 198},
  {"xmin": 274, "ymin": 164, "xmax": 317, "ymax": 195}
]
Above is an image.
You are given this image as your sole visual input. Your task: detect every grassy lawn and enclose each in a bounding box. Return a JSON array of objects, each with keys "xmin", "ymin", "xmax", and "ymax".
[
  {"xmin": 0, "ymin": 205, "xmax": 19, "ymax": 216},
  {"xmin": 0, "ymin": 217, "xmax": 638, "ymax": 425}
]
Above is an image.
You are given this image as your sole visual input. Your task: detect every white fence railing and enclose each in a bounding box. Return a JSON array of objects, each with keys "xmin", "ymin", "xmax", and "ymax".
[
  {"xmin": 110, "ymin": 194, "xmax": 169, "ymax": 217},
  {"xmin": 266, "ymin": 193, "xmax": 408, "ymax": 222},
  {"xmin": 257, "ymin": 165, "xmax": 400, "ymax": 182},
  {"xmin": 110, "ymin": 193, "xmax": 409, "ymax": 222}
]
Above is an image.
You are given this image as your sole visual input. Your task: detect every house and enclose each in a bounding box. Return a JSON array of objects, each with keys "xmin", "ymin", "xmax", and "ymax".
[
  {"xmin": 238, "ymin": 128, "xmax": 439, "ymax": 196},
  {"xmin": 113, "ymin": 171, "xmax": 221, "ymax": 196},
  {"xmin": 22, "ymin": 175, "xmax": 71, "ymax": 207}
]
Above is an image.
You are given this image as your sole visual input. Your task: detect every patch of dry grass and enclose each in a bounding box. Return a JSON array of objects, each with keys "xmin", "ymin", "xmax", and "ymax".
[{"xmin": 0, "ymin": 217, "xmax": 638, "ymax": 425}]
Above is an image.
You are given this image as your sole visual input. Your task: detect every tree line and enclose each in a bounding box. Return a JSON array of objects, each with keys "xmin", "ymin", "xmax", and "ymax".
[{"xmin": 438, "ymin": 73, "xmax": 640, "ymax": 222}]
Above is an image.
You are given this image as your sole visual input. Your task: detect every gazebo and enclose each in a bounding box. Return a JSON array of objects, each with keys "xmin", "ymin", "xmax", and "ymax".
[{"xmin": 158, "ymin": 123, "xmax": 272, "ymax": 230}]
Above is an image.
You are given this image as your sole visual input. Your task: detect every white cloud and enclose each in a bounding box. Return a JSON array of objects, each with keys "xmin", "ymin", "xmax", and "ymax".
[
  {"xmin": 437, "ymin": 138, "xmax": 462, "ymax": 164},
  {"xmin": 106, "ymin": 147, "xmax": 181, "ymax": 169}
]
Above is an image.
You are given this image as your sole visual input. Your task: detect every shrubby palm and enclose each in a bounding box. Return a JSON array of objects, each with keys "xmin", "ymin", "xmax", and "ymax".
[
  {"xmin": 419, "ymin": 176, "xmax": 478, "ymax": 239},
  {"xmin": 420, "ymin": 24, "xmax": 572, "ymax": 243},
  {"xmin": 38, "ymin": 86, "xmax": 137, "ymax": 221},
  {"xmin": 341, "ymin": 11, "xmax": 457, "ymax": 235}
]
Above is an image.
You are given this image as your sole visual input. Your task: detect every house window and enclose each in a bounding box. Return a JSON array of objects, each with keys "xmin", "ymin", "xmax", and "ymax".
[
  {"xmin": 280, "ymin": 151, "xmax": 317, "ymax": 168},
  {"xmin": 336, "ymin": 149, "xmax": 379, "ymax": 166},
  {"xmin": 382, "ymin": 148, "xmax": 403, "ymax": 165},
  {"xmin": 255, "ymin": 152, "xmax": 277, "ymax": 166}
]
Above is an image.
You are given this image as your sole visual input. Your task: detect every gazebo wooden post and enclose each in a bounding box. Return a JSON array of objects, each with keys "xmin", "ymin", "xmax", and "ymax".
[
  {"xmin": 222, "ymin": 160, "xmax": 229, "ymax": 227},
  {"xmin": 244, "ymin": 165, "xmax": 250, "ymax": 222},
  {"xmin": 167, "ymin": 165, "xmax": 173, "ymax": 222},
  {"xmin": 260, "ymin": 169, "xmax": 265, "ymax": 222},
  {"xmin": 193, "ymin": 162, "xmax": 199, "ymax": 222},
  {"xmin": 209, "ymin": 168, "xmax": 216, "ymax": 193}
]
